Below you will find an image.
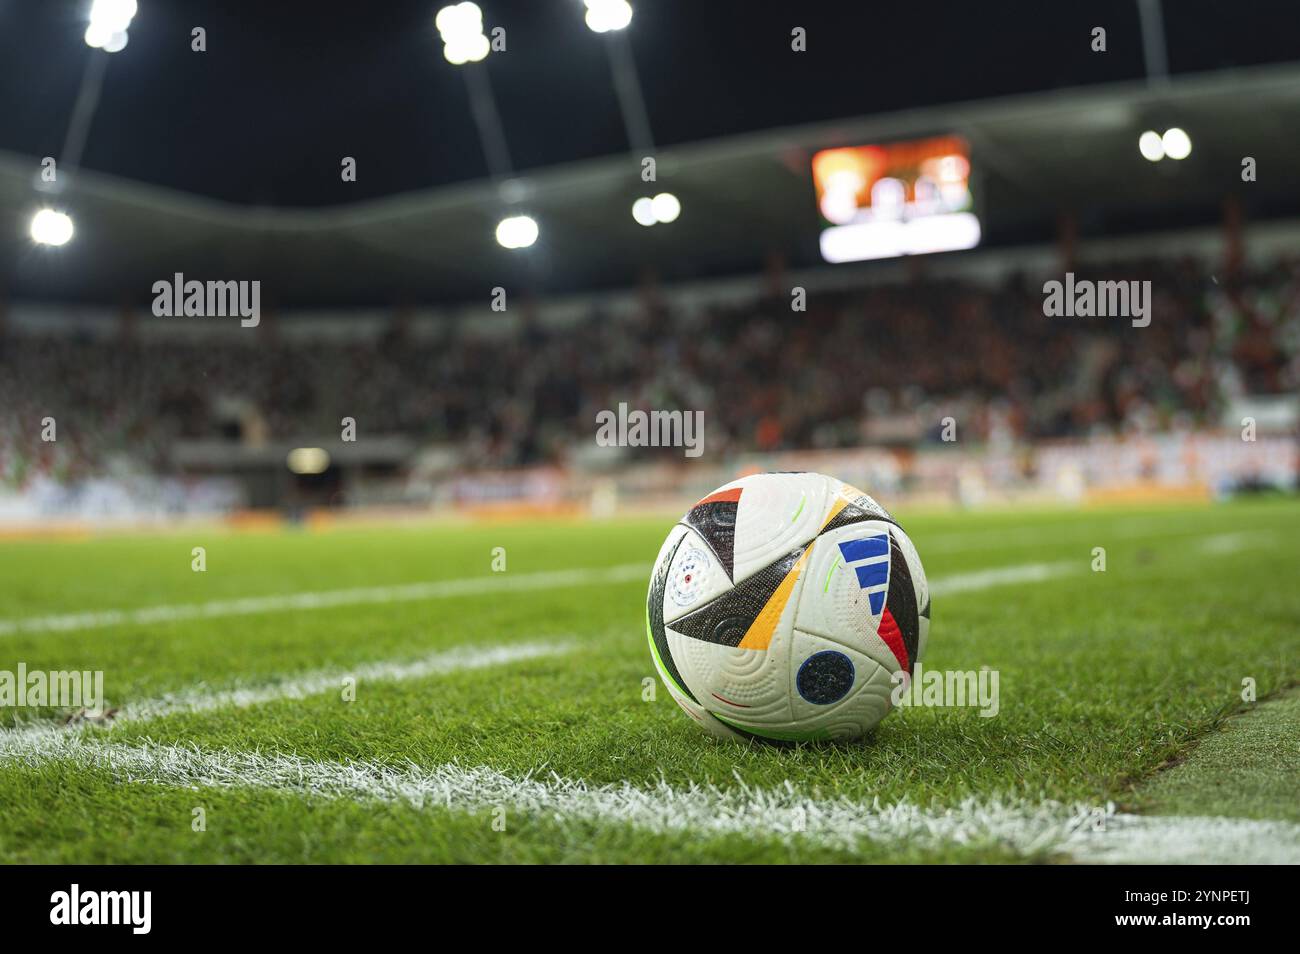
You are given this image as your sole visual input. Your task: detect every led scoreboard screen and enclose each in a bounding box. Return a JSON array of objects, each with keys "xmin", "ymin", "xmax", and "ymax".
[{"xmin": 812, "ymin": 135, "xmax": 980, "ymax": 263}]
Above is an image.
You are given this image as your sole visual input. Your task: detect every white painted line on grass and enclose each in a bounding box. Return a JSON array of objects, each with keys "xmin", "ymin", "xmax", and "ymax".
[
  {"xmin": 1, "ymin": 736, "xmax": 1294, "ymax": 864},
  {"xmin": 0, "ymin": 557, "xmax": 1078, "ymax": 638},
  {"xmin": 918, "ymin": 520, "xmax": 1187, "ymax": 554},
  {"xmin": 1066, "ymin": 812, "xmax": 1300, "ymax": 865},
  {"xmin": 928, "ymin": 561, "xmax": 1076, "ymax": 597},
  {"xmin": 122, "ymin": 639, "xmax": 575, "ymax": 723},
  {"xmin": 0, "ymin": 564, "xmax": 648, "ymax": 637},
  {"xmin": 1197, "ymin": 531, "xmax": 1272, "ymax": 555},
  {"xmin": 0, "ymin": 639, "xmax": 574, "ymax": 745}
]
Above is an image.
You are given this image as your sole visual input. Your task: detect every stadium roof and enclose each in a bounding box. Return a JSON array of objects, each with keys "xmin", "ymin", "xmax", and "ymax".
[{"xmin": 3, "ymin": 63, "xmax": 1300, "ymax": 307}]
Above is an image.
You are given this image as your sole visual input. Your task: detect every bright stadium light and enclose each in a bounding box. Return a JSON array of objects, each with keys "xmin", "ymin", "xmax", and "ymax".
[
  {"xmin": 286, "ymin": 447, "xmax": 331, "ymax": 475},
  {"xmin": 631, "ymin": 197, "xmax": 656, "ymax": 227},
  {"xmin": 436, "ymin": 2, "xmax": 489, "ymax": 64},
  {"xmin": 584, "ymin": 0, "xmax": 633, "ymax": 33},
  {"xmin": 90, "ymin": 0, "xmax": 137, "ymax": 30},
  {"xmin": 85, "ymin": 0, "xmax": 136, "ymax": 51},
  {"xmin": 1161, "ymin": 127, "xmax": 1192, "ymax": 160},
  {"xmin": 445, "ymin": 32, "xmax": 489, "ymax": 65},
  {"xmin": 650, "ymin": 192, "xmax": 680, "ymax": 223},
  {"xmin": 495, "ymin": 214, "xmax": 538, "ymax": 249},
  {"xmin": 632, "ymin": 193, "xmax": 680, "ymax": 227},
  {"xmin": 435, "ymin": 1, "xmax": 474, "ymax": 33},
  {"xmin": 84, "ymin": 22, "xmax": 113, "ymax": 48},
  {"xmin": 100, "ymin": 30, "xmax": 130, "ymax": 53},
  {"xmin": 1138, "ymin": 130, "xmax": 1165, "ymax": 162},
  {"xmin": 30, "ymin": 209, "xmax": 75, "ymax": 247}
]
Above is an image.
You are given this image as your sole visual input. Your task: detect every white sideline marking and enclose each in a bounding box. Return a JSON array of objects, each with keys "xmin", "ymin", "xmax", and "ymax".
[
  {"xmin": 0, "ymin": 640, "xmax": 573, "ymax": 740},
  {"xmin": 928, "ymin": 561, "xmax": 1075, "ymax": 596},
  {"xmin": 0, "ymin": 557, "xmax": 1076, "ymax": 639},
  {"xmin": 919, "ymin": 521, "xmax": 1184, "ymax": 553},
  {"xmin": 1, "ymin": 736, "xmax": 1294, "ymax": 864},
  {"xmin": 1067, "ymin": 812, "xmax": 1300, "ymax": 865},
  {"xmin": 122, "ymin": 639, "xmax": 574, "ymax": 724},
  {"xmin": 1197, "ymin": 531, "xmax": 1271, "ymax": 555},
  {"xmin": 0, "ymin": 564, "xmax": 648, "ymax": 637}
]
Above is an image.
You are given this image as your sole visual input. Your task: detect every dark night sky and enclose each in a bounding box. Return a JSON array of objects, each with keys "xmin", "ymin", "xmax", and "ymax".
[{"xmin": 1, "ymin": 0, "xmax": 1297, "ymax": 207}]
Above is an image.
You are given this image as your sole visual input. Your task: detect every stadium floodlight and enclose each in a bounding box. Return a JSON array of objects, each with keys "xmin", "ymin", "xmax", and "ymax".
[
  {"xmin": 1138, "ymin": 130, "xmax": 1165, "ymax": 162},
  {"xmin": 436, "ymin": 2, "xmax": 490, "ymax": 64},
  {"xmin": 435, "ymin": 2, "xmax": 513, "ymax": 243},
  {"xmin": 84, "ymin": 23, "xmax": 131, "ymax": 52},
  {"xmin": 286, "ymin": 447, "xmax": 331, "ymax": 475},
  {"xmin": 650, "ymin": 192, "xmax": 680, "ymax": 224},
  {"xmin": 583, "ymin": 0, "xmax": 653, "ymax": 158},
  {"xmin": 632, "ymin": 193, "xmax": 680, "ymax": 227},
  {"xmin": 90, "ymin": 0, "xmax": 137, "ymax": 30},
  {"xmin": 584, "ymin": 0, "xmax": 633, "ymax": 33},
  {"xmin": 495, "ymin": 214, "xmax": 538, "ymax": 249},
  {"xmin": 84, "ymin": 22, "xmax": 112, "ymax": 48},
  {"xmin": 631, "ymin": 197, "xmax": 656, "ymax": 227},
  {"xmin": 1161, "ymin": 127, "xmax": 1192, "ymax": 160},
  {"xmin": 100, "ymin": 30, "xmax": 130, "ymax": 52},
  {"xmin": 30, "ymin": 209, "xmax": 75, "ymax": 247},
  {"xmin": 85, "ymin": 0, "xmax": 136, "ymax": 51}
]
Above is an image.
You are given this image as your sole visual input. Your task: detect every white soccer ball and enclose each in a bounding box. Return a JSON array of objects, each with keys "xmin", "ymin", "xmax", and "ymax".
[{"xmin": 647, "ymin": 472, "xmax": 929, "ymax": 743}]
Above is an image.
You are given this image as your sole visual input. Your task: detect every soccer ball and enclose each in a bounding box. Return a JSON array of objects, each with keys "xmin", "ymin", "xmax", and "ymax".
[{"xmin": 646, "ymin": 472, "xmax": 929, "ymax": 743}]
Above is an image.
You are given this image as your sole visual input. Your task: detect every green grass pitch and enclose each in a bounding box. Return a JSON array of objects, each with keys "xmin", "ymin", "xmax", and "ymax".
[{"xmin": 0, "ymin": 498, "xmax": 1296, "ymax": 863}]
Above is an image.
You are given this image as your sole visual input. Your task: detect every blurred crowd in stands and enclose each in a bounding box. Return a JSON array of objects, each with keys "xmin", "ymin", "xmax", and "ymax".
[{"xmin": 2, "ymin": 256, "xmax": 1297, "ymax": 486}]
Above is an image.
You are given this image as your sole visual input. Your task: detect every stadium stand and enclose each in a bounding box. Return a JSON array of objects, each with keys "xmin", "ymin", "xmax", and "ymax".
[{"xmin": 2, "ymin": 255, "xmax": 1296, "ymax": 488}]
